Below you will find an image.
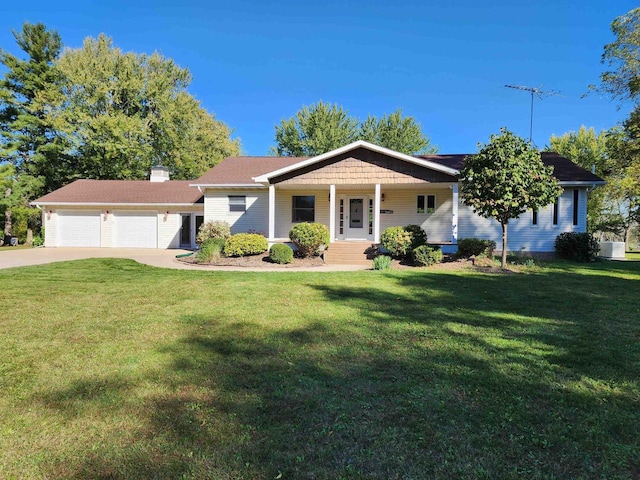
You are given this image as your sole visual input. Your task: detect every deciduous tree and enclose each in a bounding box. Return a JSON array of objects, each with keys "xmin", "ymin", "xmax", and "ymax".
[
  {"xmin": 273, "ymin": 101, "xmax": 436, "ymax": 156},
  {"xmin": 461, "ymin": 128, "xmax": 562, "ymax": 268},
  {"xmin": 42, "ymin": 34, "xmax": 240, "ymax": 182},
  {"xmin": 591, "ymin": 7, "xmax": 640, "ymax": 105}
]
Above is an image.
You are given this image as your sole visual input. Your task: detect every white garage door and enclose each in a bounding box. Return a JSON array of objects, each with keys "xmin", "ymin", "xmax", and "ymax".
[
  {"xmin": 114, "ymin": 211, "xmax": 158, "ymax": 248},
  {"xmin": 58, "ymin": 211, "xmax": 101, "ymax": 247}
]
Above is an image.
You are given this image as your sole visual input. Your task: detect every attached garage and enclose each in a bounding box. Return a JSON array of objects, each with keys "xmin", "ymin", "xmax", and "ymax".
[
  {"xmin": 57, "ymin": 211, "xmax": 102, "ymax": 247},
  {"xmin": 114, "ymin": 211, "xmax": 158, "ymax": 248}
]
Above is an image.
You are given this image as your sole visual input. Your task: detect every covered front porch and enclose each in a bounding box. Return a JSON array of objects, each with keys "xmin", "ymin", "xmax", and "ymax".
[{"xmin": 266, "ymin": 183, "xmax": 460, "ymax": 246}]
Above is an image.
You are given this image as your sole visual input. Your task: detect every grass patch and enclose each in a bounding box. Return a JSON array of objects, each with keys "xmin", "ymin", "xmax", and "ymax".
[{"xmin": 1, "ymin": 259, "xmax": 639, "ymax": 478}]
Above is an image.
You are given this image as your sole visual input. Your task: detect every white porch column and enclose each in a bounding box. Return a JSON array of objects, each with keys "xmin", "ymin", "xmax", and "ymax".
[
  {"xmin": 268, "ymin": 184, "xmax": 275, "ymax": 241},
  {"xmin": 329, "ymin": 184, "xmax": 336, "ymax": 243},
  {"xmin": 374, "ymin": 183, "xmax": 381, "ymax": 243},
  {"xmin": 451, "ymin": 183, "xmax": 459, "ymax": 244}
]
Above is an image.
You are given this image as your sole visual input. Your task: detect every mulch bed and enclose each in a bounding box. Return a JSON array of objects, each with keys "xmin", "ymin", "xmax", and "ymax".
[
  {"xmin": 178, "ymin": 252, "xmax": 325, "ymax": 268},
  {"xmin": 178, "ymin": 252, "xmax": 520, "ymax": 273}
]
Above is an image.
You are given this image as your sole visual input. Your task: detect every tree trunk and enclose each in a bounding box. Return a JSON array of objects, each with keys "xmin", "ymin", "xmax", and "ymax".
[
  {"xmin": 3, "ymin": 208, "xmax": 12, "ymax": 246},
  {"xmin": 501, "ymin": 222, "xmax": 508, "ymax": 269},
  {"xmin": 3, "ymin": 187, "xmax": 12, "ymax": 246},
  {"xmin": 625, "ymin": 226, "xmax": 631, "ymax": 253}
]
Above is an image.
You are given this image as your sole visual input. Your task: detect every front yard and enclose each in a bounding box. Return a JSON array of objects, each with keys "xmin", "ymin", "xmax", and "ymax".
[{"xmin": 0, "ymin": 259, "xmax": 639, "ymax": 479}]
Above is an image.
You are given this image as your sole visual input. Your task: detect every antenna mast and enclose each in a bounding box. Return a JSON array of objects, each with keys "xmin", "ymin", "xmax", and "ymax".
[{"xmin": 505, "ymin": 84, "xmax": 560, "ymax": 143}]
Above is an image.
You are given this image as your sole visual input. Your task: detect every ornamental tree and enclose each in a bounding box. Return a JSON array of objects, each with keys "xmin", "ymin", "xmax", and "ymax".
[{"xmin": 460, "ymin": 128, "xmax": 562, "ymax": 268}]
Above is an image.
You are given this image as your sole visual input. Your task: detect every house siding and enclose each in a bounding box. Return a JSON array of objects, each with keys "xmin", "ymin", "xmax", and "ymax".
[
  {"xmin": 458, "ymin": 187, "xmax": 588, "ymax": 252},
  {"xmin": 275, "ymin": 189, "xmax": 330, "ymax": 238},
  {"xmin": 42, "ymin": 206, "xmax": 203, "ymax": 248},
  {"xmin": 204, "ymin": 189, "xmax": 269, "ymax": 234},
  {"xmin": 377, "ymin": 188, "xmax": 453, "ymax": 243}
]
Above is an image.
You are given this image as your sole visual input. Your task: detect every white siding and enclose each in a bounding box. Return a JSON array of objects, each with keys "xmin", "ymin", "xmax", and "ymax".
[
  {"xmin": 43, "ymin": 206, "xmax": 202, "ymax": 249},
  {"xmin": 43, "ymin": 209, "xmax": 57, "ymax": 247},
  {"xmin": 204, "ymin": 189, "xmax": 268, "ymax": 234},
  {"xmin": 458, "ymin": 187, "xmax": 589, "ymax": 252},
  {"xmin": 275, "ymin": 190, "xmax": 330, "ymax": 238},
  {"xmin": 159, "ymin": 212, "xmax": 181, "ymax": 249},
  {"xmin": 377, "ymin": 188, "xmax": 453, "ymax": 243}
]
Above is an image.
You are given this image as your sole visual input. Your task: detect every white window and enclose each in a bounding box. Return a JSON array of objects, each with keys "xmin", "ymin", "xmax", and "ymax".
[
  {"xmin": 417, "ymin": 194, "xmax": 436, "ymax": 214},
  {"xmin": 229, "ymin": 195, "xmax": 246, "ymax": 212}
]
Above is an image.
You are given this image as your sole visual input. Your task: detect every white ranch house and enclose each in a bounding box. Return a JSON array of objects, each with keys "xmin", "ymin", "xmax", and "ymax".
[{"xmin": 33, "ymin": 141, "xmax": 604, "ymax": 256}]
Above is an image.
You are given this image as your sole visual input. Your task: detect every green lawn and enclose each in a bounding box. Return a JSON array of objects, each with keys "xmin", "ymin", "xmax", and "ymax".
[{"xmin": 1, "ymin": 259, "xmax": 639, "ymax": 479}]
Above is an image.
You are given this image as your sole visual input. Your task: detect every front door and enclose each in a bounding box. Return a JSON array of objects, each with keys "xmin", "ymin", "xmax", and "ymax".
[{"xmin": 345, "ymin": 197, "xmax": 367, "ymax": 239}]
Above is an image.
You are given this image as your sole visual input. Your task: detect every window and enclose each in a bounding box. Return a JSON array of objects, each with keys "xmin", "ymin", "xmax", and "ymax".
[
  {"xmin": 532, "ymin": 209, "xmax": 538, "ymax": 226},
  {"xmin": 417, "ymin": 194, "xmax": 436, "ymax": 214},
  {"xmin": 292, "ymin": 195, "xmax": 315, "ymax": 222},
  {"xmin": 228, "ymin": 195, "xmax": 246, "ymax": 212},
  {"xmin": 573, "ymin": 189, "xmax": 579, "ymax": 226},
  {"xmin": 553, "ymin": 200, "xmax": 559, "ymax": 225}
]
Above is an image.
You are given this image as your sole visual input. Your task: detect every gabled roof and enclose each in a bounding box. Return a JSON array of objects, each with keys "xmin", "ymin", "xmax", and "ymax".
[
  {"xmin": 32, "ymin": 179, "xmax": 203, "ymax": 205},
  {"xmin": 252, "ymin": 140, "xmax": 459, "ymax": 183},
  {"xmin": 194, "ymin": 144, "xmax": 604, "ymax": 187}
]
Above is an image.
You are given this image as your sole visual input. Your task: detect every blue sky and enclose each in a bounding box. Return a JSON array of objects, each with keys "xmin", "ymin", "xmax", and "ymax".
[{"xmin": 1, "ymin": 0, "xmax": 637, "ymax": 155}]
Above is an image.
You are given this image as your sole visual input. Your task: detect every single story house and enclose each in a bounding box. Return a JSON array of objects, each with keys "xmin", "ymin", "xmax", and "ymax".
[{"xmin": 32, "ymin": 140, "xmax": 604, "ymax": 254}]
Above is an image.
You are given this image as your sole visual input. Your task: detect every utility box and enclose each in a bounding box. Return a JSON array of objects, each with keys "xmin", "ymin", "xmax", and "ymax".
[{"xmin": 599, "ymin": 241, "xmax": 626, "ymax": 259}]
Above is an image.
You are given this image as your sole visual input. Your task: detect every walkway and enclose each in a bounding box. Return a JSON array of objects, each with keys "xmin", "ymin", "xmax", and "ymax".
[{"xmin": 0, "ymin": 247, "xmax": 368, "ymax": 271}]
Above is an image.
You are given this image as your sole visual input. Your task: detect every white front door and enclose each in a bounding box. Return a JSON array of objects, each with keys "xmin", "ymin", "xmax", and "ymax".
[{"xmin": 345, "ymin": 197, "xmax": 370, "ymax": 240}]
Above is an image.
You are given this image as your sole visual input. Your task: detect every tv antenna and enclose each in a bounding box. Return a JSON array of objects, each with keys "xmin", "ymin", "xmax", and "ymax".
[{"xmin": 505, "ymin": 84, "xmax": 561, "ymax": 143}]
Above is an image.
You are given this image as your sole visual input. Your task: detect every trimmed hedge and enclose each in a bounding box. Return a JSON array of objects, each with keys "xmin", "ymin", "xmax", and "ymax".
[
  {"xmin": 554, "ymin": 232, "xmax": 600, "ymax": 262},
  {"xmin": 196, "ymin": 220, "xmax": 231, "ymax": 246},
  {"xmin": 269, "ymin": 244, "xmax": 293, "ymax": 264},
  {"xmin": 381, "ymin": 225, "xmax": 427, "ymax": 259},
  {"xmin": 405, "ymin": 224, "xmax": 428, "ymax": 249},
  {"xmin": 289, "ymin": 222, "xmax": 329, "ymax": 257},
  {"xmin": 223, "ymin": 233, "xmax": 268, "ymax": 257},
  {"xmin": 412, "ymin": 245, "xmax": 443, "ymax": 266},
  {"xmin": 457, "ymin": 238, "xmax": 496, "ymax": 258}
]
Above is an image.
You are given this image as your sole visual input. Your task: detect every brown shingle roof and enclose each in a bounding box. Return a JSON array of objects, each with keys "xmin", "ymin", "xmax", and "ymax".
[
  {"xmin": 33, "ymin": 180, "xmax": 203, "ymax": 205},
  {"xmin": 196, "ymin": 152, "xmax": 604, "ymax": 185},
  {"xmin": 33, "ymin": 150, "xmax": 604, "ymax": 205},
  {"xmin": 193, "ymin": 156, "xmax": 307, "ymax": 184},
  {"xmin": 416, "ymin": 152, "xmax": 605, "ymax": 183}
]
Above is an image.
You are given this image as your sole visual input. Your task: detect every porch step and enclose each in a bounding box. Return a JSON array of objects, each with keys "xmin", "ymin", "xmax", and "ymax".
[{"xmin": 325, "ymin": 242, "xmax": 375, "ymax": 266}]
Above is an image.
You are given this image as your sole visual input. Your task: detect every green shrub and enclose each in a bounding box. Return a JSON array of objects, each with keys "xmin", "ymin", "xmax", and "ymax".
[
  {"xmin": 289, "ymin": 222, "xmax": 329, "ymax": 257},
  {"xmin": 380, "ymin": 226, "xmax": 413, "ymax": 258},
  {"xmin": 412, "ymin": 245, "xmax": 443, "ymax": 266},
  {"xmin": 269, "ymin": 244, "xmax": 293, "ymax": 264},
  {"xmin": 457, "ymin": 238, "xmax": 496, "ymax": 258},
  {"xmin": 32, "ymin": 234, "xmax": 44, "ymax": 247},
  {"xmin": 554, "ymin": 232, "xmax": 599, "ymax": 262},
  {"xmin": 224, "ymin": 233, "xmax": 268, "ymax": 257},
  {"xmin": 405, "ymin": 224, "xmax": 428, "ymax": 249},
  {"xmin": 196, "ymin": 220, "xmax": 231, "ymax": 246},
  {"xmin": 372, "ymin": 255, "xmax": 392, "ymax": 270},
  {"xmin": 197, "ymin": 238, "xmax": 226, "ymax": 263}
]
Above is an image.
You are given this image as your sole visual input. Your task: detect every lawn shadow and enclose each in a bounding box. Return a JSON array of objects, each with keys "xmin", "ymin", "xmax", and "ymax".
[{"xmin": 35, "ymin": 261, "xmax": 640, "ymax": 479}]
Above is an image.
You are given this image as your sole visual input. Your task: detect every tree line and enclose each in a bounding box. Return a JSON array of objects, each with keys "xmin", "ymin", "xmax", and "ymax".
[{"xmin": 0, "ymin": 23, "xmax": 241, "ymax": 244}]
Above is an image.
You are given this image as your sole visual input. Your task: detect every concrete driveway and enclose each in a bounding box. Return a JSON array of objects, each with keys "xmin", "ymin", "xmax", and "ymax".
[
  {"xmin": 0, "ymin": 247, "xmax": 195, "ymax": 270},
  {"xmin": 0, "ymin": 247, "xmax": 366, "ymax": 271}
]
